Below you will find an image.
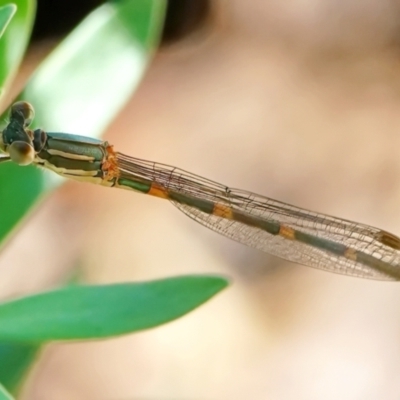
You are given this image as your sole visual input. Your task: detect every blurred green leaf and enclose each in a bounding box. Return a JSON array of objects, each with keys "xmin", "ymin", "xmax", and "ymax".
[
  {"xmin": 0, "ymin": 4, "xmax": 17, "ymax": 39},
  {"xmin": 25, "ymin": 0, "xmax": 166, "ymax": 134},
  {"xmin": 0, "ymin": 0, "xmax": 166, "ymax": 246},
  {"xmin": 0, "ymin": 383, "xmax": 13, "ymax": 400},
  {"xmin": 0, "ymin": 162, "xmax": 45, "ymax": 247},
  {"xmin": 0, "ymin": 342, "xmax": 39, "ymax": 393},
  {"xmin": 0, "ymin": 0, "xmax": 35, "ymax": 103},
  {"xmin": 0, "ymin": 276, "xmax": 228, "ymax": 342}
]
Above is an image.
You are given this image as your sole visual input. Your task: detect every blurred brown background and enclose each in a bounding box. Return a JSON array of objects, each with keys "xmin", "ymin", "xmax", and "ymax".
[{"xmin": 3, "ymin": 0, "xmax": 400, "ymax": 398}]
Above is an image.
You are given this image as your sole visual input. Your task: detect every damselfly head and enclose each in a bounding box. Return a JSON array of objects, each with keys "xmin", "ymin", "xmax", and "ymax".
[{"xmin": 0, "ymin": 101, "xmax": 38, "ymax": 160}]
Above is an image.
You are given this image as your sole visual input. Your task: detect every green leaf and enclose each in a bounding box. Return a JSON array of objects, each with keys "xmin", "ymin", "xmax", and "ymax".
[
  {"xmin": 24, "ymin": 0, "xmax": 166, "ymax": 135},
  {"xmin": 0, "ymin": 0, "xmax": 35, "ymax": 102},
  {"xmin": 0, "ymin": 342, "xmax": 39, "ymax": 393},
  {"xmin": 0, "ymin": 383, "xmax": 13, "ymax": 400},
  {"xmin": 0, "ymin": 162, "xmax": 45, "ymax": 248},
  {"xmin": 0, "ymin": 4, "xmax": 17, "ymax": 39},
  {"xmin": 0, "ymin": 0, "xmax": 166, "ymax": 246},
  {"xmin": 0, "ymin": 276, "xmax": 228, "ymax": 342}
]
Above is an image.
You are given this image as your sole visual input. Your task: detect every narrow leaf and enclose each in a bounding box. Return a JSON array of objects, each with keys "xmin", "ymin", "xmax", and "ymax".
[
  {"xmin": 0, "ymin": 342, "xmax": 39, "ymax": 393},
  {"xmin": 0, "ymin": 276, "xmax": 228, "ymax": 342},
  {"xmin": 0, "ymin": 0, "xmax": 35, "ymax": 102},
  {"xmin": 0, "ymin": 4, "xmax": 16, "ymax": 39}
]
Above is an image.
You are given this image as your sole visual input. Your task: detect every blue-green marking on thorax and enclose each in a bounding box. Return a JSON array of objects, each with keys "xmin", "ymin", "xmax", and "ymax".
[{"xmin": 37, "ymin": 132, "xmax": 107, "ymax": 173}]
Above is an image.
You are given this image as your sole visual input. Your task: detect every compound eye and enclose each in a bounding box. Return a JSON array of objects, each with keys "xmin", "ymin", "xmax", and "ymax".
[
  {"xmin": 8, "ymin": 141, "xmax": 35, "ymax": 165},
  {"xmin": 33, "ymin": 128, "xmax": 47, "ymax": 152},
  {"xmin": 11, "ymin": 101, "xmax": 35, "ymax": 127}
]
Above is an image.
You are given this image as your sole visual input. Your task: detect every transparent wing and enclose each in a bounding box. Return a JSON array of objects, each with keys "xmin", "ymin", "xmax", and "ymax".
[
  {"xmin": 116, "ymin": 154, "xmax": 400, "ymax": 280},
  {"xmin": 173, "ymin": 189, "xmax": 400, "ymax": 280}
]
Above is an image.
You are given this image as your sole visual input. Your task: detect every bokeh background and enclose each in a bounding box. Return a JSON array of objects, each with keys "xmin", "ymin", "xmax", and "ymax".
[{"xmin": 2, "ymin": 0, "xmax": 400, "ymax": 398}]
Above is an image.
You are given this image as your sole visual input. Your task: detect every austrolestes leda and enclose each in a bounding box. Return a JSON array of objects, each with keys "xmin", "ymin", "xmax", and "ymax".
[{"xmin": 1, "ymin": 101, "xmax": 400, "ymax": 280}]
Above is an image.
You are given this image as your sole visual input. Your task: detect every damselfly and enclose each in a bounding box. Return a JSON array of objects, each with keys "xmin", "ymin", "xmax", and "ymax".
[{"xmin": 1, "ymin": 101, "xmax": 400, "ymax": 280}]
